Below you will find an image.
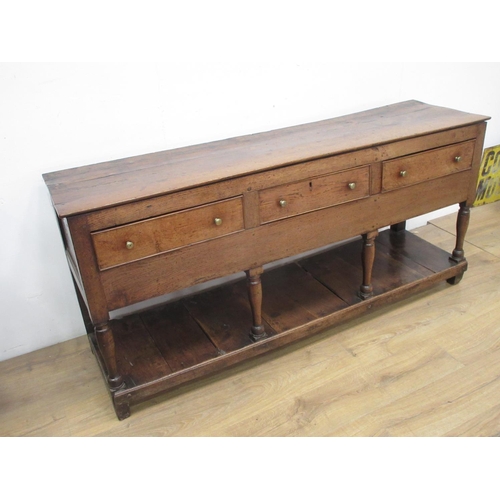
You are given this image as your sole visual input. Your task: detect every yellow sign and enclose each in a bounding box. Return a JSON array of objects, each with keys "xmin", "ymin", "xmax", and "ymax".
[{"xmin": 474, "ymin": 145, "xmax": 500, "ymax": 206}]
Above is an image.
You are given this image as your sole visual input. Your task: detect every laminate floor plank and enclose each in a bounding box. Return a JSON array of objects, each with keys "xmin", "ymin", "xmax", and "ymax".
[
  {"xmin": 332, "ymin": 348, "xmax": 500, "ymax": 437},
  {"xmin": 270, "ymin": 336, "xmax": 465, "ymax": 437},
  {"xmin": 444, "ymin": 402, "xmax": 500, "ymax": 437},
  {"xmin": 0, "ymin": 336, "xmax": 113, "ymax": 436}
]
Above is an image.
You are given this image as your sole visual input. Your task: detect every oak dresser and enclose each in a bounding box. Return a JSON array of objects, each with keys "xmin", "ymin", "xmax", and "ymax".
[{"xmin": 43, "ymin": 101, "xmax": 489, "ymax": 419}]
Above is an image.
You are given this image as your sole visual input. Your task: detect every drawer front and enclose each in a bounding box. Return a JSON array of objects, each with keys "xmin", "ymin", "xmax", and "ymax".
[
  {"xmin": 382, "ymin": 140, "xmax": 475, "ymax": 192},
  {"xmin": 259, "ymin": 166, "xmax": 370, "ymax": 224},
  {"xmin": 92, "ymin": 197, "xmax": 244, "ymax": 269},
  {"xmin": 101, "ymin": 171, "xmax": 472, "ymax": 310}
]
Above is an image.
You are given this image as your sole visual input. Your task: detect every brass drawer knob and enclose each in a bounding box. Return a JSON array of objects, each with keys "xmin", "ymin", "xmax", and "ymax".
[
  {"xmin": 348, "ymin": 182, "xmax": 356, "ymax": 190},
  {"xmin": 399, "ymin": 170, "xmax": 407, "ymax": 177},
  {"xmin": 455, "ymin": 156, "xmax": 462, "ymax": 162},
  {"xmin": 214, "ymin": 217, "xmax": 223, "ymax": 226},
  {"xmin": 279, "ymin": 199, "xmax": 287, "ymax": 207},
  {"xmin": 125, "ymin": 241, "xmax": 134, "ymax": 250}
]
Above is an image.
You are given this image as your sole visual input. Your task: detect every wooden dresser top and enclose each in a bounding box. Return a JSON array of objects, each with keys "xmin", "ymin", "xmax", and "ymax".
[{"xmin": 43, "ymin": 100, "xmax": 489, "ymax": 217}]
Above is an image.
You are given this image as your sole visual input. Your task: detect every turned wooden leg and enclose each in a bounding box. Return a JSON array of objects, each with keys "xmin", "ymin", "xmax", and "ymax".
[
  {"xmin": 245, "ymin": 266, "xmax": 267, "ymax": 342},
  {"xmin": 95, "ymin": 322, "xmax": 124, "ymax": 390},
  {"xmin": 447, "ymin": 202, "xmax": 470, "ymax": 285},
  {"xmin": 450, "ymin": 202, "xmax": 470, "ymax": 263},
  {"xmin": 359, "ymin": 230, "xmax": 378, "ymax": 300}
]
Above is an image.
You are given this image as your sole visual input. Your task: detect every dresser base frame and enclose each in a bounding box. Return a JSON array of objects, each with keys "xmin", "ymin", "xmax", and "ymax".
[{"xmin": 87, "ymin": 229, "xmax": 467, "ymax": 420}]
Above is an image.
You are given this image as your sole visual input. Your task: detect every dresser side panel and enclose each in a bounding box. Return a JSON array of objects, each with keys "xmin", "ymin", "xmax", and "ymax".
[{"xmin": 66, "ymin": 215, "xmax": 112, "ymax": 324}]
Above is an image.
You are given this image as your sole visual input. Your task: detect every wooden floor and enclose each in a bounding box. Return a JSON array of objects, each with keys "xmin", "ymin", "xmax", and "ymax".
[{"xmin": 2, "ymin": 202, "xmax": 500, "ymax": 437}]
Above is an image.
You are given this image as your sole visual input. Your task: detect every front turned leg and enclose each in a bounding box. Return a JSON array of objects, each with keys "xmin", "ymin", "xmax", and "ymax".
[
  {"xmin": 359, "ymin": 230, "xmax": 379, "ymax": 300},
  {"xmin": 95, "ymin": 322, "xmax": 124, "ymax": 391},
  {"xmin": 245, "ymin": 266, "xmax": 267, "ymax": 342},
  {"xmin": 450, "ymin": 202, "xmax": 470, "ymax": 263},
  {"xmin": 447, "ymin": 202, "xmax": 470, "ymax": 285}
]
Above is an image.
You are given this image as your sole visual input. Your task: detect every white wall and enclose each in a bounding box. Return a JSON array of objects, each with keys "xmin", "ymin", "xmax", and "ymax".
[{"xmin": 1, "ymin": 62, "xmax": 499, "ymax": 361}]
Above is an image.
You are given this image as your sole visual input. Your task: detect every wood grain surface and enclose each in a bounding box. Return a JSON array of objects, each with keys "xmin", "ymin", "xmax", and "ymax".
[{"xmin": 42, "ymin": 101, "xmax": 489, "ymax": 217}]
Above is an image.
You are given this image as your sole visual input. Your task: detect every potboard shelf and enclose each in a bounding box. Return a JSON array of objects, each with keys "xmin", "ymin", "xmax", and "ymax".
[{"xmin": 89, "ymin": 230, "xmax": 466, "ymax": 418}]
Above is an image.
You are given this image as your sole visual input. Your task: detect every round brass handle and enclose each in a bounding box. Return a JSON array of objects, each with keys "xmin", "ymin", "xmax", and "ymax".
[
  {"xmin": 214, "ymin": 217, "xmax": 222, "ymax": 226},
  {"xmin": 399, "ymin": 170, "xmax": 407, "ymax": 177},
  {"xmin": 348, "ymin": 182, "xmax": 356, "ymax": 190},
  {"xmin": 125, "ymin": 241, "xmax": 134, "ymax": 250},
  {"xmin": 279, "ymin": 199, "xmax": 287, "ymax": 208},
  {"xmin": 455, "ymin": 156, "xmax": 462, "ymax": 162}
]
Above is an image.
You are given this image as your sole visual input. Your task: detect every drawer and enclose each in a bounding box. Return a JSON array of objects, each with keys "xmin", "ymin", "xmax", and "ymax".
[
  {"xmin": 259, "ymin": 166, "xmax": 370, "ymax": 224},
  {"xmin": 92, "ymin": 197, "xmax": 244, "ymax": 270},
  {"xmin": 382, "ymin": 140, "xmax": 475, "ymax": 192}
]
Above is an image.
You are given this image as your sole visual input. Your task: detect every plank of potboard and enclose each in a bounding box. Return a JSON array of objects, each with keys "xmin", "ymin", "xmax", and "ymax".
[
  {"xmin": 261, "ymin": 263, "xmax": 348, "ymax": 333},
  {"xmin": 301, "ymin": 237, "xmax": 430, "ymax": 304},
  {"xmin": 374, "ymin": 230, "xmax": 438, "ymax": 276},
  {"xmin": 300, "ymin": 243, "xmax": 363, "ymax": 305},
  {"xmin": 140, "ymin": 301, "xmax": 220, "ymax": 372},
  {"xmin": 335, "ymin": 236, "xmax": 431, "ymax": 291},
  {"xmin": 183, "ymin": 279, "xmax": 277, "ymax": 353},
  {"xmin": 113, "ymin": 315, "xmax": 173, "ymax": 386},
  {"xmin": 377, "ymin": 229, "xmax": 457, "ymax": 274},
  {"xmin": 373, "ymin": 247, "xmax": 431, "ymax": 291}
]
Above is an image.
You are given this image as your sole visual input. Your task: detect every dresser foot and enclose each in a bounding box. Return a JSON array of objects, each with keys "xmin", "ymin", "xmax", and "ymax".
[
  {"xmin": 447, "ymin": 270, "xmax": 465, "ymax": 285},
  {"xmin": 114, "ymin": 399, "xmax": 131, "ymax": 420},
  {"xmin": 250, "ymin": 325, "xmax": 268, "ymax": 342},
  {"xmin": 359, "ymin": 230, "xmax": 378, "ymax": 300},
  {"xmin": 358, "ymin": 287, "xmax": 374, "ymax": 300}
]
